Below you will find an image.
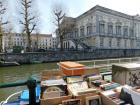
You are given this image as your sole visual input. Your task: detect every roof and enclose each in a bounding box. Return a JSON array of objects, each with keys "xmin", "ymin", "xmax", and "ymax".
[{"xmin": 76, "ymin": 5, "xmax": 140, "ymax": 21}]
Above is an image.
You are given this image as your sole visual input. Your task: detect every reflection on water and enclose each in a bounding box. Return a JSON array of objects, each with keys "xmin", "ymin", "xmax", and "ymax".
[{"xmin": 0, "ymin": 63, "xmax": 58, "ymax": 101}]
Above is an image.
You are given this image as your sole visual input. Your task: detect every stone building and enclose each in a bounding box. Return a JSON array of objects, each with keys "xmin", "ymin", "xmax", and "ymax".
[
  {"xmin": 60, "ymin": 5, "xmax": 140, "ymax": 50},
  {"xmin": 2, "ymin": 33, "xmax": 56, "ymax": 52}
]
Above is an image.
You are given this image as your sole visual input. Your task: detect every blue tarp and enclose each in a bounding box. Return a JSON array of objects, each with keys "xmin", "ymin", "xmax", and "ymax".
[{"xmin": 20, "ymin": 85, "xmax": 40, "ymax": 101}]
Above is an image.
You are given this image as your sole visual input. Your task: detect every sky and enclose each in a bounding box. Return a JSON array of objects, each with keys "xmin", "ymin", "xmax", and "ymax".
[{"xmin": 7, "ymin": 0, "xmax": 140, "ymax": 35}]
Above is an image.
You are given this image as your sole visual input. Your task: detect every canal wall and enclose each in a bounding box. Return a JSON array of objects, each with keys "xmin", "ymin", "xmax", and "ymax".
[{"xmin": 0, "ymin": 49, "xmax": 140, "ymax": 64}]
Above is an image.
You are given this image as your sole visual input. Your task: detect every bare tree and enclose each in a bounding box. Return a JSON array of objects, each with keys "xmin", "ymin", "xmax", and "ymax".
[
  {"xmin": 19, "ymin": 0, "xmax": 38, "ymax": 52},
  {"xmin": 4, "ymin": 23, "xmax": 13, "ymax": 52},
  {"xmin": 0, "ymin": 1, "xmax": 8, "ymax": 52},
  {"xmin": 52, "ymin": 4, "xmax": 66, "ymax": 51},
  {"xmin": 53, "ymin": 4, "xmax": 75, "ymax": 51}
]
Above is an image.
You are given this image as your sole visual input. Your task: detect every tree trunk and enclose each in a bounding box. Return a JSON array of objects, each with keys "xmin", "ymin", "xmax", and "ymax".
[
  {"xmin": 0, "ymin": 33, "xmax": 2, "ymax": 52},
  {"xmin": 27, "ymin": 31, "xmax": 31, "ymax": 52},
  {"xmin": 59, "ymin": 35, "xmax": 64, "ymax": 51},
  {"xmin": 60, "ymin": 36, "xmax": 63, "ymax": 51}
]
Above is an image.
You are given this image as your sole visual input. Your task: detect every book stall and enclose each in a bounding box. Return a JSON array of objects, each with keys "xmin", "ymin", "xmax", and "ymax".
[{"xmin": 40, "ymin": 61, "xmax": 140, "ymax": 105}]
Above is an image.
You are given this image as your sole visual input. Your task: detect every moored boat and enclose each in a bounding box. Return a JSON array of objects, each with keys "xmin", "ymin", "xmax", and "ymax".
[{"xmin": 0, "ymin": 61, "xmax": 20, "ymax": 67}]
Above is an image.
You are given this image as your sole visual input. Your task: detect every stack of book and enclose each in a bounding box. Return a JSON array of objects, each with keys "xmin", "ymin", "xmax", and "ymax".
[
  {"xmin": 68, "ymin": 81, "xmax": 97, "ymax": 96},
  {"xmin": 66, "ymin": 76, "xmax": 83, "ymax": 84},
  {"xmin": 100, "ymin": 82, "xmax": 121, "ymax": 91}
]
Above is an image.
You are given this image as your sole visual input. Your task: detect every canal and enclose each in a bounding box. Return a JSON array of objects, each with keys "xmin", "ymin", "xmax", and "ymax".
[{"xmin": 0, "ymin": 63, "xmax": 58, "ymax": 101}]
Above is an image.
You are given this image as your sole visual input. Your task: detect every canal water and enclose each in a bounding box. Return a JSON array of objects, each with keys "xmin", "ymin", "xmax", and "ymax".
[{"xmin": 0, "ymin": 63, "xmax": 58, "ymax": 101}]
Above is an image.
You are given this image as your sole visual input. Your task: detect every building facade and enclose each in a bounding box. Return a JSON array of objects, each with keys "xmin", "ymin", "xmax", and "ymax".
[
  {"xmin": 61, "ymin": 5, "xmax": 140, "ymax": 50},
  {"xmin": 2, "ymin": 33, "xmax": 57, "ymax": 52}
]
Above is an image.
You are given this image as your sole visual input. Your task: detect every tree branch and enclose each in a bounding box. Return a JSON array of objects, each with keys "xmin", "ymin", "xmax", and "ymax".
[
  {"xmin": 28, "ymin": 16, "xmax": 35, "ymax": 22},
  {"xmin": 0, "ymin": 8, "xmax": 6, "ymax": 14},
  {"xmin": 30, "ymin": 24, "xmax": 36, "ymax": 33}
]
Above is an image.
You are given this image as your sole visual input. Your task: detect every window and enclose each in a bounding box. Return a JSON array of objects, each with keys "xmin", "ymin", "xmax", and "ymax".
[
  {"xmin": 69, "ymin": 32, "xmax": 73, "ymax": 38},
  {"xmin": 124, "ymin": 40, "xmax": 127, "ymax": 48},
  {"xmin": 100, "ymin": 37, "xmax": 104, "ymax": 47},
  {"xmin": 130, "ymin": 40, "xmax": 134, "ymax": 48},
  {"xmin": 80, "ymin": 26, "xmax": 84, "ymax": 36},
  {"xmin": 116, "ymin": 25, "xmax": 121, "ymax": 35},
  {"xmin": 109, "ymin": 38, "xmax": 112, "ymax": 47},
  {"xmin": 123, "ymin": 26, "xmax": 128, "ymax": 36},
  {"xmin": 108, "ymin": 24, "xmax": 113, "ymax": 34},
  {"xmin": 136, "ymin": 40, "xmax": 140, "ymax": 48},
  {"xmin": 75, "ymin": 28, "xmax": 78, "ymax": 38},
  {"xmin": 87, "ymin": 24, "xmax": 92, "ymax": 35},
  {"xmin": 129, "ymin": 28, "xmax": 134, "ymax": 37},
  {"xmin": 99, "ymin": 23, "xmax": 105, "ymax": 33},
  {"xmin": 117, "ymin": 38, "xmax": 120, "ymax": 47}
]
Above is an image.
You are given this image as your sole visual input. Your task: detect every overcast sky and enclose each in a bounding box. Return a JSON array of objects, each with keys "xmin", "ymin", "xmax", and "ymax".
[{"xmin": 7, "ymin": 0, "xmax": 140, "ymax": 34}]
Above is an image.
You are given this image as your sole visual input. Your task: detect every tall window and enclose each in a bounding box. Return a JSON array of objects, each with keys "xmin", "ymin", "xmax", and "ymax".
[
  {"xmin": 108, "ymin": 23, "xmax": 113, "ymax": 34},
  {"xmin": 100, "ymin": 37, "xmax": 104, "ymax": 47},
  {"xmin": 14, "ymin": 41, "xmax": 16, "ymax": 46},
  {"xmin": 136, "ymin": 40, "xmax": 140, "ymax": 48},
  {"xmin": 117, "ymin": 38, "xmax": 120, "ymax": 47},
  {"xmin": 75, "ymin": 28, "xmax": 78, "ymax": 38},
  {"xmin": 129, "ymin": 28, "xmax": 134, "ymax": 37},
  {"xmin": 87, "ymin": 24, "xmax": 92, "ymax": 35},
  {"xmin": 99, "ymin": 23, "xmax": 105, "ymax": 33},
  {"xmin": 80, "ymin": 26, "xmax": 84, "ymax": 36},
  {"xmin": 123, "ymin": 26, "xmax": 128, "ymax": 36},
  {"xmin": 116, "ymin": 25, "xmax": 121, "ymax": 35},
  {"xmin": 130, "ymin": 40, "xmax": 134, "ymax": 48},
  {"xmin": 124, "ymin": 40, "xmax": 127, "ymax": 48},
  {"xmin": 109, "ymin": 38, "xmax": 112, "ymax": 47}
]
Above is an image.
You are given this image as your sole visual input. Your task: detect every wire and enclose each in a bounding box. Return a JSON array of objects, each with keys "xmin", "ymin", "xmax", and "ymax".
[{"xmin": 2, "ymin": 91, "xmax": 22, "ymax": 105}]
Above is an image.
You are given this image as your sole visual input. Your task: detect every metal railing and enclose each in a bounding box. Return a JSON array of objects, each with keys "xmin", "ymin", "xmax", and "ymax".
[{"xmin": 78, "ymin": 57, "xmax": 140, "ymax": 70}]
